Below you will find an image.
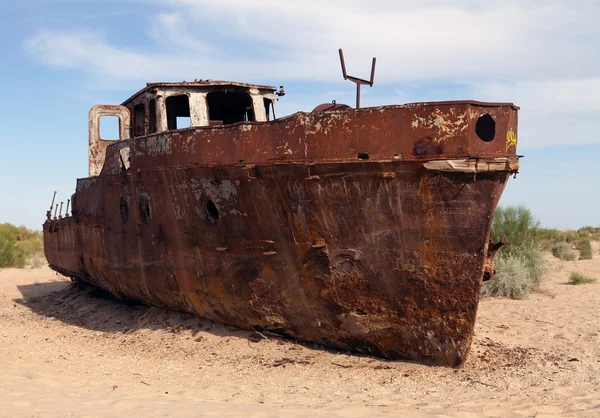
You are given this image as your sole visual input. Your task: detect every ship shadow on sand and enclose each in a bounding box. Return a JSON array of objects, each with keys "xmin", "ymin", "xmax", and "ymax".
[
  {"xmin": 13, "ymin": 279, "xmax": 349, "ymax": 356},
  {"xmin": 14, "ymin": 280, "xmax": 556, "ymax": 374}
]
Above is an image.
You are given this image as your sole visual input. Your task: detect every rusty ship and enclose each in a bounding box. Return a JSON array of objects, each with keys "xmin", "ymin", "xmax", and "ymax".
[{"xmin": 44, "ymin": 52, "xmax": 519, "ymax": 366}]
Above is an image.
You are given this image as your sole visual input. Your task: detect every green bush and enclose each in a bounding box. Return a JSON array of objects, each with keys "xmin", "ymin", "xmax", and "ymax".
[
  {"xmin": 0, "ymin": 223, "xmax": 44, "ymax": 268},
  {"xmin": 578, "ymin": 239, "xmax": 593, "ymax": 260},
  {"xmin": 491, "ymin": 206, "xmax": 540, "ymax": 252},
  {"xmin": 569, "ymin": 272, "xmax": 597, "ymax": 285},
  {"xmin": 483, "ymin": 206, "xmax": 547, "ymax": 299},
  {"xmin": 0, "ymin": 234, "xmax": 15, "ymax": 267},
  {"xmin": 551, "ymin": 242, "xmax": 578, "ymax": 261}
]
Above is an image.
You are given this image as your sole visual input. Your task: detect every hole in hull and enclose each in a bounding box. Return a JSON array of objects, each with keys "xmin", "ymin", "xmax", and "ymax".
[
  {"xmin": 139, "ymin": 196, "xmax": 152, "ymax": 224},
  {"xmin": 206, "ymin": 200, "xmax": 219, "ymax": 221},
  {"xmin": 120, "ymin": 197, "xmax": 129, "ymax": 222}
]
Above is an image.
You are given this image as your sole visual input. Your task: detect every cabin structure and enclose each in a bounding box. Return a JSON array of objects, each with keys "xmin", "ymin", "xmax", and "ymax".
[{"xmin": 88, "ymin": 80, "xmax": 280, "ymax": 176}]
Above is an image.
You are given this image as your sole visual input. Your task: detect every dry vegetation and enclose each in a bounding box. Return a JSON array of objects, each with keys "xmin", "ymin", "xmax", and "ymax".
[
  {"xmin": 552, "ymin": 242, "xmax": 578, "ymax": 261},
  {"xmin": 579, "ymin": 239, "xmax": 594, "ymax": 260},
  {"xmin": 569, "ymin": 272, "xmax": 597, "ymax": 285},
  {"xmin": 484, "ymin": 206, "xmax": 600, "ymax": 299},
  {"xmin": 538, "ymin": 226, "xmax": 600, "ymax": 250},
  {"xmin": 0, "ymin": 223, "xmax": 44, "ymax": 269},
  {"xmin": 483, "ymin": 206, "xmax": 546, "ymax": 299}
]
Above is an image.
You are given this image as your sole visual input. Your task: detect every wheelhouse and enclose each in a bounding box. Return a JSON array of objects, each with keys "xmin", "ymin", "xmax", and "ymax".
[
  {"xmin": 123, "ymin": 80, "xmax": 279, "ymax": 137},
  {"xmin": 88, "ymin": 80, "xmax": 280, "ymax": 176}
]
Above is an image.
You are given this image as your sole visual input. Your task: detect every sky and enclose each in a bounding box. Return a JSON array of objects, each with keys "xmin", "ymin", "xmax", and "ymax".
[{"xmin": 0, "ymin": 0, "xmax": 599, "ymax": 231}]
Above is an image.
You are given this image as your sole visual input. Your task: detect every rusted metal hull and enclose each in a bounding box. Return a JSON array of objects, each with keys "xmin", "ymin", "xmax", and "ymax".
[{"xmin": 44, "ymin": 103, "xmax": 519, "ymax": 366}]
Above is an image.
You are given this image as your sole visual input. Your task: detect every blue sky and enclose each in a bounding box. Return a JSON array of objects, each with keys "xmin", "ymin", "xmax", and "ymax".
[{"xmin": 1, "ymin": 0, "xmax": 599, "ymax": 230}]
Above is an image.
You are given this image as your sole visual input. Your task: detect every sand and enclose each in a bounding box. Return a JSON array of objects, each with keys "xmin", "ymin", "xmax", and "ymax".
[{"xmin": 1, "ymin": 250, "xmax": 600, "ymax": 417}]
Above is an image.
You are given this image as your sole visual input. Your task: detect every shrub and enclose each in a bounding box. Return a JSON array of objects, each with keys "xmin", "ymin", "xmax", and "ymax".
[
  {"xmin": 483, "ymin": 206, "xmax": 547, "ymax": 299},
  {"xmin": 577, "ymin": 226, "xmax": 600, "ymax": 240},
  {"xmin": 0, "ymin": 234, "xmax": 15, "ymax": 267},
  {"xmin": 482, "ymin": 254, "xmax": 536, "ymax": 300},
  {"xmin": 563, "ymin": 227, "xmax": 600, "ymax": 243},
  {"xmin": 491, "ymin": 206, "xmax": 540, "ymax": 253},
  {"xmin": 534, "ymin": 226, "xmax": 600, "ymax": 253},
  {"xmin": 518, "ymin": 243, "xmax": 546, "ymax": 289},
  {"xmin": 551, "ymin": 242, "xmax": 578, "ymax": 261},
  {"xmin": 0, "ymin": 223, "xmax": 44, "ymax": 268},
  {"xmin": 569, "ymin": 272, "xmax": 597, "ymax": 285},
  {"xmin": 565, "ymin": 231, "xmax": 578, "ymax": 243},
  {"xmin": 578, "ymin": 239, "xmax": 593, "ymax": 260},
  {"xmin": 536, "ymin": 228, "xmax": 566, "ymax": 251}
]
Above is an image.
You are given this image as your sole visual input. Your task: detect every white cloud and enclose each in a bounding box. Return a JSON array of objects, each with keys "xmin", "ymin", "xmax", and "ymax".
[
  {"xmin": 26, "ymin": 1, "xmax": 600, "ymax": 82},
  {"xmin": 23, "ymin": 0, "xmax": 600, "ymax": 148}
]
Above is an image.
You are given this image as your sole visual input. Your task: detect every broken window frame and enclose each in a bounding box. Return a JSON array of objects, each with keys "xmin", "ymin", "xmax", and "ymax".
[
  {"xmin": 149, "ymin": 99, "xmax": 157, "ymax": 134},
  {"xmin": 264, "ymin": 98, "xmax": 274, "ymax": 122},
  {"xmin": 206, "ymin": 90, "xmax": 256, "ymax": 126},
  {"xmin": 99, "ymin": 115, "xmax": 121, "ymax": 141},
  {"xmin": 133, "ymin": 103, "xmax": 146, "ymax": 137},
  {"xmin": 166, "ymin": 94, "xmax": 192, "ymax": 130}
]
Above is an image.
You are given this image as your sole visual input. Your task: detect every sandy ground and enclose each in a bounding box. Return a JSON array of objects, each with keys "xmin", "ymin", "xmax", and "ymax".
[{"xmin": 1, "ymin": 249, "xmax": 600, "ymax": 418}]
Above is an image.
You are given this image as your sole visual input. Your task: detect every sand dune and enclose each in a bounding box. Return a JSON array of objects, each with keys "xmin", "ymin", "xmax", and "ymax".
[{"xmin": 1, "ymin": 250, "xmax": 600, "ymax": 417}]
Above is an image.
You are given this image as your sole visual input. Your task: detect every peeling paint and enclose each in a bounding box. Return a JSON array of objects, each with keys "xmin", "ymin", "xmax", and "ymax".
[{"xmin": 148, "ymin": 136, "xmax": 172, "ymax": 156}]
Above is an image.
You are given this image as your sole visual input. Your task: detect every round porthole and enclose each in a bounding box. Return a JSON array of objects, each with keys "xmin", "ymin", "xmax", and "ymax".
[{"xmin": 475, "ymin": 113, "xmax": 495, "ymax": 142}]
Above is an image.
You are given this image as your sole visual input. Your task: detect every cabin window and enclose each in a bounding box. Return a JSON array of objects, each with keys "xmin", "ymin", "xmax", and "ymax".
[
  {"xmin": 99, "ymin": 116, "xmax": 120, "ymax": 140},
  {"xmin": 133, "ymin": 103, "xmax": 146, "ymax": 137},
  {"xmin": 166, "ymin": 95, "xmax": 191, "ymax": 130},
  {"xmin": 206, "ymin": 91, "xmax": 255, "ymax": 125},
  {"xmin": 264, "ymin": 98, "xmax": 273, "ymax": 121},
  {"xmin": 149, "ymin": 99, "xmax": 157, "ymax": 134}
]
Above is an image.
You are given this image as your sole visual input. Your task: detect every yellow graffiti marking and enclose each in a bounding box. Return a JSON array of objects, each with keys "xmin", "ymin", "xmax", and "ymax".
[{"xmin": 505, "ymin": 129, "xmax": 517, "ymax": 151}]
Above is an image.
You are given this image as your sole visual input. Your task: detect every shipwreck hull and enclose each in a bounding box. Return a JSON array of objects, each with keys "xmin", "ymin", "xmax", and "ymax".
[
  {"xmin": 45, "ymin": 161, "xmax": 511, "ymax": 366},
  {"xmin": 44, "ymin": 102, "xmax": 519, "ymax": 366}
]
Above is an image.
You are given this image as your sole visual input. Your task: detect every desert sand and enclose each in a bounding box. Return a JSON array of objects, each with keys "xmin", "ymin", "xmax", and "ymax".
[{"xmin": 1, "ymin": 250, "xmax": 600, "ymax": 417}]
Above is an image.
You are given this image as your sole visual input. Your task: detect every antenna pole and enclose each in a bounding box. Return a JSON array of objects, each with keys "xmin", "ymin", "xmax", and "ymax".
[
  {"xmin": 339, "ymin": 49, "xmax": 348, "ymax": 79},
  {"xmin": 370, "ymin": 57, "xmax": 376, "ymax": 86},
  {"xmin": 338, "ymin": 48, "xmax": 377, "ymax": 109}
]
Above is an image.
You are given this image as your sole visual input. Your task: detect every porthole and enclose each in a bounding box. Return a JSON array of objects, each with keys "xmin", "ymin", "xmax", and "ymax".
[{"xmin": 475, "ymin": 113, "xmax": 495, "ymax": 142}]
